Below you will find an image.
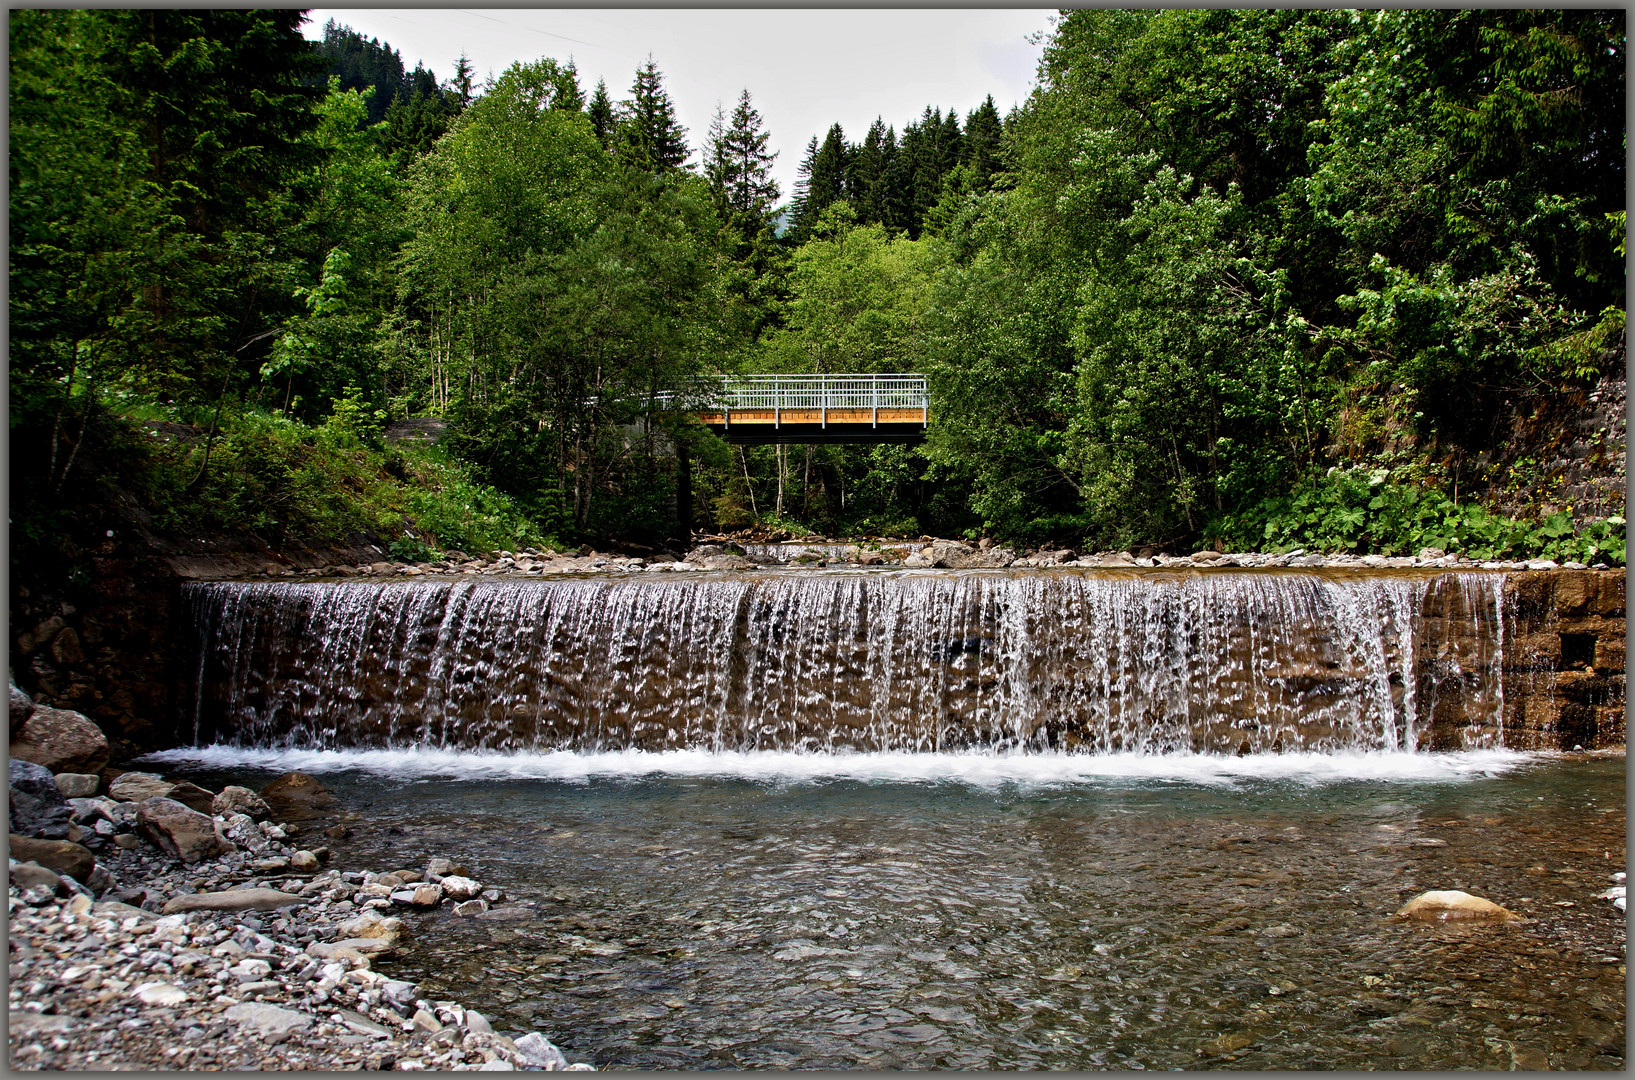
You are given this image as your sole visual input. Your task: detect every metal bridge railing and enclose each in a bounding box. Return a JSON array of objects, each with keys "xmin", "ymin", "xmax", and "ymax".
[
  {"xmin": 644, "ymin": 374, "xmax": 929, "ymax": 423},
  {"xmin": 709, "ymin": 374, "xmax": 927, "ymax": 412}
]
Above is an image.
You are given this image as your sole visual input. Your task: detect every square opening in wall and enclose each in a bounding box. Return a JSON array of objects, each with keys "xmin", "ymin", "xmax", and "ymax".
[{"xmin": 1558, "ymin": 632, "xmax": 1596, "ymax": 669}]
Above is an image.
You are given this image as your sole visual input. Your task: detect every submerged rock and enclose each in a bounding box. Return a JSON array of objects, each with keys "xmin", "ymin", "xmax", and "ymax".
[
  {"xmin": 260, "ymin": 771, "xmax": 337, "ymax": 818},
  {"xmin": 1395, "ymin": 890, "xmax": 1521, "ymax": 922}
]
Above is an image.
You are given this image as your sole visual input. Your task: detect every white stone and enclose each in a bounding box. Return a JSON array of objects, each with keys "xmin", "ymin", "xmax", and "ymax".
[
  {"xmin": 440, "ymin": 876, "xmax": 484, "ymax": 902},
  {"xmin": 1395, "ymin": 889, "xmax": 1519, "ymax": 922},
  {"xmin": 131, "ymin": 981, "xmax": 189, "ymax": 1006}
]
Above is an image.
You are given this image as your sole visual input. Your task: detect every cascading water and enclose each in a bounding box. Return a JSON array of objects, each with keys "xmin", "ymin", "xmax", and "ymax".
[{"xmin": 183, "ymin": 569, "xmax": 1508, "ymax": 755}]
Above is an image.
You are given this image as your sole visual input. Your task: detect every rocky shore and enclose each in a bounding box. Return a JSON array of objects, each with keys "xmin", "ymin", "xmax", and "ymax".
[
  {"xmin": 250, "ymin": 537, "xmax": 1611, "ymax": 579},
  {"xmin": 10, "ymin": 679, "xmax": 594, "ymax": 1071}
]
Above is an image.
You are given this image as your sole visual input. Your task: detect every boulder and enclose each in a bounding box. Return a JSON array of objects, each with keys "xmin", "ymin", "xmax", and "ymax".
[
  {"xmin": 965, "ymin": 546, "xmax": 1017, "ymax": 569},
  {"xmin": 108, "ymin": 772, "xmax": 176, "ymax": 802},
  {"xmin": 135, "ymin": 797, "xmax": 230, "ymax": 864},
  {"xmin": 1395, "ymin": 890, "xmax": 1521, "ymax": 922},
  {"xmin": 9, "ymin": 705, "xmax": 109, "ymax": 775},
  {"xmin": 453, "ymin": 899, "xmax": 490, "ymax": 916},
  {"xmin": 52, "ymin": 773, "xmax": 99, "ymax": 798},
  {"xmin": 929, "ymin": 540, "xmax": 975, "ymax": 568},
  {"xmin": 259, "ymin": 771, "xmax": 336, "ymax": 819},
  {"xmin": 10, "ymin": 758, "xmax": 73, "ymax": 839},
  {"xmin": 165, "ymin": 780, "xmax": 216, "ymax": 814},
  {"xmin": 161, "ymin": 888, "xmax": 307, "ymax": 915},
  {"xmin": 8, "ymin": 834, "xmax": 95, "ymax": 882},
  {"xmin": 212, "ymin": 785, "xmax": 273, "ymax": 820}
]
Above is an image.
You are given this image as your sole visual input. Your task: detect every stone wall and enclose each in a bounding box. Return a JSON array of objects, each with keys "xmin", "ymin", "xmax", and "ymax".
[
  {"xmin": 11, "ymin": 531, "xmax": 391, "ymax": 759},
  {"xmin": 1499, "ymin": 569, "xmax": 1626, "ymax": 750}
]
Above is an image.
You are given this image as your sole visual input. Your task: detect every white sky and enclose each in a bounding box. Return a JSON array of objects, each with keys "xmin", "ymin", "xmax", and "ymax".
[{"xmin": 303, "ymin": 9, "xmax": 1055, "ymax": 201}]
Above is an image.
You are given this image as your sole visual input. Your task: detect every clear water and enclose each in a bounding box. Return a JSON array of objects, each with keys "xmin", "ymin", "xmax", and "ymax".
[{"xmin": 149, "ymin": 748, "xmax": 1626, "ymax": 1071}]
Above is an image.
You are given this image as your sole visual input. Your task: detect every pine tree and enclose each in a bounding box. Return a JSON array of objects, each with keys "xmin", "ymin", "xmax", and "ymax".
[
  {"xmin": 586, "ymin": 78, "xmax": 615, "ymax": 149},
  {"xmin": 704, "ymin": 88, "xmax": 780, "ymax": 242},
  {"xmin": 620, "ymin": 56, "xmax": 689, "ymax": 172}
]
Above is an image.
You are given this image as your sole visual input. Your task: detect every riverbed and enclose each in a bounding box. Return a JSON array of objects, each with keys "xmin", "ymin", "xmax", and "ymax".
[{"xmin": 145, "ymin": 747, "xmax": 1626, "ymax": 1070}]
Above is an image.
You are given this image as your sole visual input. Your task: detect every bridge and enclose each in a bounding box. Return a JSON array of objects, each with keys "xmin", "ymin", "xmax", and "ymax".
[{"xmin": 690, "ymin": 374, "xmax": 928, "ymax": 445}]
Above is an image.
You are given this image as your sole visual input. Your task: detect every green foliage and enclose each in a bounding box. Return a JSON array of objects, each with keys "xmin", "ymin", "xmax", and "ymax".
[{"xmin": 1212, "ymin": 468, "xmax": 1625, "ymax": 564}]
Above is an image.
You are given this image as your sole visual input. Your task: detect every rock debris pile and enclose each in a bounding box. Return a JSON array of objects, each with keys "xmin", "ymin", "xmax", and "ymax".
[
  {"xmin": 9, "ymin": 697, "xmax": 593, "ymax": 1071},
  {"xmin": 257, "ymin": 540, "xmax": 1608, "ymax": 579}
]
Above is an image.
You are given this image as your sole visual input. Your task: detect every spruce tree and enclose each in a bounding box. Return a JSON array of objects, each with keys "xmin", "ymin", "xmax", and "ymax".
[
  {"xmin": 789, "ymin": 135, "xmax": 821, "ymax": 234},
  {"xmin": 963, "ymin": 95, "xmax": 1005, "ymax": 191},
  {"xmin": 620, "ymin": 56, "xmax": 689, "ymax": 172},
  {"xmin": 705, "ymin": 88, "xmax": 779, "ymax": 242},
  {"xmin": 586, "ymin": 78, "xmax": 615, "ymax": 149},
  {"xmin": 315, "ymin": 20, "xmax": 404, "ymax": 125},
  {"xmin": 880, "ymin": 125, "xmax": 912, "ymax": 234},
  {"xmin": 552, "ymin": 58, "xmax": 585, "ymax": 112},
  {"xmin": 849, "ymin": 118, "xmax": 889, "ymax": 225},
  {"xmin": 449, "ymin": 53, "xmax": 476, "ymax": 112}
]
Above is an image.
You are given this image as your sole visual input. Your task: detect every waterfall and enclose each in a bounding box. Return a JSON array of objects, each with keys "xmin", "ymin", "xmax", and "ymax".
[{"xmin": 183, "ymin": 570, "xmax": 1509, "ymax": 755}]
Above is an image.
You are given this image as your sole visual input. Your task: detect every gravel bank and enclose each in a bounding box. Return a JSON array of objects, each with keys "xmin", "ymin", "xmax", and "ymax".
[{"xmin": 8, "ymin": 787, "xmax": 594, "ymax": 1071}]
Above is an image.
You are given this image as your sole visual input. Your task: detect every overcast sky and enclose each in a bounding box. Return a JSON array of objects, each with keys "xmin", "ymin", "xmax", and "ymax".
[{"xmin": 303, "ymin": 9, "xmax": 1055, "ymax": 201}]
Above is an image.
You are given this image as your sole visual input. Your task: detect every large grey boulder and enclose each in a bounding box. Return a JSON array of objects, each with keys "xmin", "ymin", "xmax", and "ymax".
[
  {"xmin": 9, "ymin": 705, "xmax": 109, "ymax": 775},
  {"xmin": 135, "ymin": 797, "xmax": 230, "ymax": 864},
  {"xmin": 9, "ymin": 759, "xmax": 72, "ymax": 839}
]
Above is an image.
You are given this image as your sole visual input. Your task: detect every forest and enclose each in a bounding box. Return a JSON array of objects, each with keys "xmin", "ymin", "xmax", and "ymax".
[{"xmin": 10, "ymin": 9, "xmax": 1627, "ymax": 568}]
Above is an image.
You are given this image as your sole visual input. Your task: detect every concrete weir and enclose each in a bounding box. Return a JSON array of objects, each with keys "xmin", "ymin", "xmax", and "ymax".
[{"xmin": 181, "ymin": 567, "xmax": 1624, "ymax": 755}]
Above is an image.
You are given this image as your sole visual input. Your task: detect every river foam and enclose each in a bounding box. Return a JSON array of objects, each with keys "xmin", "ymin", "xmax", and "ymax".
[{"xmin": 140, "ymin": 744, "xmax": 1532, "ymax": 789}]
